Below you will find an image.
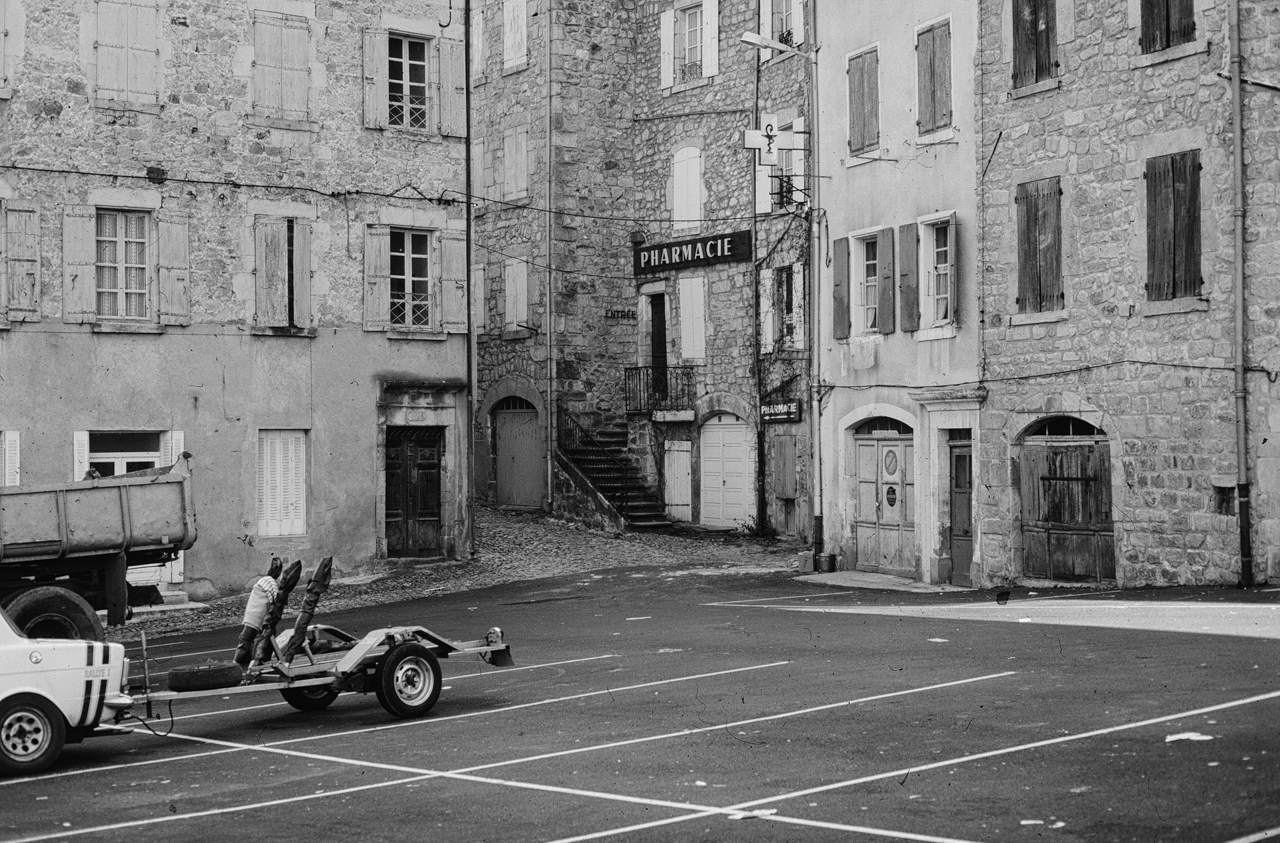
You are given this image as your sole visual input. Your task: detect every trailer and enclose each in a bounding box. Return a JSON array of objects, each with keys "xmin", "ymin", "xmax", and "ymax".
[{"xmin": 0, "ymin": 455, "xmax": 197, "ymax": 637}]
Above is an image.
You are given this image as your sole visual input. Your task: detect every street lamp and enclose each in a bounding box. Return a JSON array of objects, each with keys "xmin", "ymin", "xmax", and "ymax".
[{"xmin": 740, "ymin": 24, "xmax": 826, "ymax": 569}]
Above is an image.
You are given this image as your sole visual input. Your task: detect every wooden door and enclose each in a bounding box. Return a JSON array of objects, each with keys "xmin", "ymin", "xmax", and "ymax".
[
  {"xmin": 949, "ymin": 444, "xmax": 973, "ymax": 587},
  {"xmin": 700, "ymin": 414, "xmax": 751, "ymax": 528},
  {"xmin": 852, "ymin": 435, "xmax": 915, "ymax": 573},
  {"xmin": 663, "ymin": 441, "xmax": 692, "ymax": 522},
  {"xmin": 494, "ymin": 407, "xmax": 544, "ymax": 507},
  {"xmin": 1020, "ymin": 440, "xmax": 1115, "ymax": 581},
  {"xmin": 385, "ymin": 427, "xmax": 443, "ymax": 558}
]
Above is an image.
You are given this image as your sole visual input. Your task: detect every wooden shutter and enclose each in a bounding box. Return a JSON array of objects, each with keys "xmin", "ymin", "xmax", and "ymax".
[
  {"xmin": 504, "ymin": 260, "xmax": 527, "ymax": 327},
  {"xmin": 73, "ymin": 430, "xmax": 89, "ymax": 482},
  {"xmin": 758, "ymin": 0, "xmax": 773, "ymax": 62},
  {"xmin": 1013, "ymin": 0, "xmax": 1037, "ymax": 88},
  {"xmin": 0, "ymin": 1, "xmax": 9, "ymax": 92},
  {"xmin": 96, "ymin": 0, "xmax": 159, "ymax": 103},
  {"xmin": 503, "ymin": 0, "xmax": 527, "ymax": 69},
  {"xmin": 470, "ymin": 8, "xmax": 486, "ymax": 79},
  {"xmin": 440, "ymin": 40, "xmax": 466, "ymax": 137},
  {"xmin": 917, "ymin": 27, "xmax": 936, "ymax": 134},
  {"xmin": 674, "ymin": 147, "xmax": 701, "ymax": 226},
  {"xmin": 1140, "ymin": 0, "xmax": 1167, "ymax": 53},
  {"xmin": 755, "ymin": 164, "xmax": 773, "ymax": 214},
  {"xmin": 791, "ymin": 117, "xmax": 807, "ymax": 206},
  {"xmin": 947, "ymin": 213, "xmax": 960, "ymax": 327},
  {"xmin": 504, "ymin": 126, "xmax": 529, "ymax": 198},
  {"xmin": 702, "ymin": 0, "xmax": 720, "ymax": 77},
  {"xmin": 362, "ymin": 28, "xmax": 389, "ymax": 129},
  {"xmin": 1170, "ymin": 0, "xmax": 1196, "ymax": 45},
  {"xmin": 292, "ymin": 219, "xmax": 312, "ymax": 328},
  {"xmin": 776, "ymin": 435, "xmax": 797, "ymax": 499},
  {"xmin": 832, "ymin": 236, "xmax": 851, "ymax": 340},
  {"xmin": 471, "ymin": 264, "xmax": 487, "ymax": 334},
  {"xmin": 934, "ymin": 23, "xmax": 952, "ymax": 129},
  {"xmin": 255, "ymin": 216, "xmax": 289, "ymax": 326},
  {"xmin": 1173, "ymin": 149, "xmax": 1201, "ymax": 298},
  {"xmin": 255, "ymin": 13, "xmax": 310, "ymax": 120},
  {"xmin": 5, "ymin": 202, "xmax": 40, "ymax": 323},
  {"xmin": 1039, "ymin": 179, "xmax": 1063, "ymax": 311},
  {"xmin": 899, "ymin": 222, "xmax": 920, "ymax": 332},
  {"xmin": 440, "ymin": 231, "xmax": 468, "ymax": 333},
  {"xmin": 258, "ymin": 430, "xmax": 307, "ymax": 537},
  {"xmin": 848, "ymin": 51, "xmax": 879, "ymax": 155},
  {"xmin": 157, "ymin": 213, "xmax": 191, "ymax": 326},
  {"xmin": 1146, "ymin": 154, "xmax": 1175, "ymax": 301},
  {"xmin": 1016, "ymin": 181, "xmax": 1039, "ymax": 313},
  {"xmin": 760, "ymin": 269, "xmax": 776, "ymax": 349},
  {"xmin": 363, "ymin": 225, "xmax": 391, "ymax": 331},
  {"xmin": 791, "ymin": 0, "xmax": 805, "ymax": 44},
  {"xmin": 62, "ymin": 205, "xmax": 97, "ymax": 325},
  {"xmin": 1037, "ymin": 0, "xmax": 1058, "ymax": 81},
  {"xmin": 679, "ymin": 276, "xmax": 705, "ymax": 359},
  {"xmin": 876, "ymin": 227, "xmax": 895, "ymax": 334},
  {"xmin": 660, "ymin": 10, "xmax": 675, "ymax": 88},
  {"xmin": 2, "ymin": 431, "xmax": 19, "ymax": 486},
  {"xmin": 790, "ymin": 262, "xmax": 805, "ymax": 348}
]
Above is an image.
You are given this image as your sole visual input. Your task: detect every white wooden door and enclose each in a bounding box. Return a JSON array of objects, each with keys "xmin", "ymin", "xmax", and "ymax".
[
  {"xmin": 700, "ymin": 414, "xmax": 752, "ymax": 528},
  {"xmin": 663, "ymin": 441, "xmax": 692, "ymax": 522},
  {"xmin": 851, "ymin": 435, "xmax": 915, "ymax": 573}
]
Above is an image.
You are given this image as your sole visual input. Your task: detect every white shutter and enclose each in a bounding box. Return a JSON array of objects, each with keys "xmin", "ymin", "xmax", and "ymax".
[
  {"xmin": 258, "ymin": 430, "xmax": 307, "ymax": 536},
  {"xmin": 279, "ymin": 16, "xmax": 310, "ymax": 121},
  {"xmin": 759, "ymin": 273, "xmax": 775, "ymax": 351},
  {"xmin": 790, "ymin": 0, "xmax": 805, "ymax": 44},
  {"xmin": 159, "ymin": 430, "xmax": 184, "ymax": 466},
  {"xmin": 504, "ymin": 126, "xmax": 529, "ymax": 199},
  {"xmin": 157, "ymin": 214, "xmax": 190, "ymax": 326},
  {"xmin": 439, "ymin": 40, "xmax": 466, "ymax": 137},
  {"xmin": 0, "ymin": 0, "xmax": 9, "ymax": 92},
  {"xmin": 702, "ymin": 0, "xmax": 719, "ymax": 77},
  {"xmin": 504, "ymin": 260, "xmax": 527, "ymax": 327},
  {"xmin": 363, "ymin": 225, "xmax": 391, "ymax": 331},
  {"xmin": 5, "ymin": 202, "xmax": 41, "ymax": 323},
  {"xmin": 755, "ymin": 165, "xmax": 773, "ymax": 215},
  {"xmin": 2, "ymin": 431, "xmax": 19, "ymax": 486},
  {"xmin": 790, "ymin": 263, "xmax": 805, "ymax": 349},
  {"xmin": 440, "ymin": 232, "xmax": 468, "ymax": 333},
  {"xmin": 759, "ymin": 0, "xmax": 774, "ymax": 62},
  {"xmin": 659, "ymin": 10, "xmax": 674, "ymax": 89},
  {"xmin": 471, "ymin": 264, "xmax": 487, "ymax": 334},
  {"xmin": 471, "ymin": 8, "xmax": 486, "ymax": 79},
  {"xmin": 673, "ymin": 147, "xmax": 701, "ymax": 228},
  {"xmin": 503, "ymin": 0, "xmax": 527, "ymax": 69},
  {"xmin": 255, "ymin": 13, "xmax": 310, "ymax": 120},
  {"xmin": 285, "ymin": 431, "xmax": 306, "ymax": 535},
  {"xmin": 362, "ymin": 28, "xmax": 389, "ymax": 129},
  {"xmin": 679, "ymin": 276, "xmax": 706, "ymax": 359},
  {"xmin": 792, "ymin": 117, "xmax": 807, "ymax": 206},
  {"xmin": 73, "ymin": 431, "xmax": 90, "ymax": 481}
]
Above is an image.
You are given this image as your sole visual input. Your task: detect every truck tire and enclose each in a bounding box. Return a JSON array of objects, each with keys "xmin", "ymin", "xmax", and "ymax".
[
  {"xmin": 280, "ymin": 687, "xmax": 340, "ymax": 712},
  {"xmin": 167, "ymin": 661, "xmax": 244, "ymax": 692},
  {"xmin": 4, "ymin": 587, "xmax": 105, "ymax": 642},
  {"xmin": 374, "ymin": 642, "xmax": 441, "ymax": 719},
  {"xmin": 0, "ymin": 694, "xmax": 66, "ymax": 777}
]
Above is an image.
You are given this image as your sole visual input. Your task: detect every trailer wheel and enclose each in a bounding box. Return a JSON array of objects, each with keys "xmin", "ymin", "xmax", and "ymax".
[
  {"xmin": 168, "ymin": 661, "xmax": 244, "ymax": 692},
  {"xmin": 374, "ymin": 643, "xmax": 441, "ymax": 719},
  {"xmin": 0, "ymin": 694, "xmax": 66, "ymax": 777},
  {"xmin": 4, "ymin": 587, "xmax": 105, "ymax": 642},
  {"xmin": 280, "ymin": 687, "xmax": 340, "ymax": 712}
]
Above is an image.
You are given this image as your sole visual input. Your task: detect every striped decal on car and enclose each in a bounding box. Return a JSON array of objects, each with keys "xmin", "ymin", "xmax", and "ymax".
[
  {"xmin": 75, "ymin": 642, "xmax": 111, "ymax": 728},
  {"xmin": 78, "ymin": 642, "xmax": 96, "ymax": 728}
]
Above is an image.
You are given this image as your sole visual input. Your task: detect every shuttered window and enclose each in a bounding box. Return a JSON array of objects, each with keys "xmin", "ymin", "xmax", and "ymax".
[
  {"xmin": 503, "ymin": 0, "xmax": 527, "ymax": 70},
  {"xmin": 96, "ymin": 0, "xmax": 160, "ymax": 104},
  {"xmin": 679, "ymin": 276, "xmax": 706, "ymax": 359},
  {"xmin": 673, "ymin": 146, "xmax": 702, "ymax": 230},
  {"xmin": 503, "ymin": 125, "xmax": 529, "ymax": 199},
  {"xmin": 832, "ymin": 236, "xmax": 851, "ymax": 340},
  {"xmin": 1140, "ymin": 0, "xmax": 1196, "ymax": 54},
  {"xmin": 95, "ymin": 210, "xmax": 150, "ymax": 319},
  {"xmin": 1146, "ymin": 150, "xmax": 1201, "ymax": 301},
  {"xmin": 3, "ymin": 201, "xmax": 40, "ymax": 324},
  {"xmin": 254, "ymin": 216, "xmax": 312, "ymax": 329},
  {"xmin": 390, "ymin": 228, "xmax": 432, "ymax": 328},
  {"xmin": 659, "ymin": 0, "xmax": 719, "ymax": 88},
  {"xmin": 847, "ymin": 49, "xmax": 879, "ymax": 155},
  {"xmin": 860, "ymin": 236, "xmax": 879, "ymax": 333},
  {"xmin": 1016, "ymin": 177, "xmax": 1063, "ymax": 313},
  {"xmin": 257, "ymin": 430, "xmax": 307, "ymax": 537},
  {"xmin": 757, "ymin": 0, "xmax": 804, "ymax": 61},
  {"xmin": 388, "ymin": 34, "xmax": 430, "ymax": 130},
  {"xmin": 773, "ymin": 264, "xmax": 804, "ymax": 351},
  {"xmin": 253, "ymin": 12, "xmax": 310, "ymax": 123},
  {"xmin": 1, "ymin": 431, "xmax": 18, "ymax": 486},
  {"xmin": 916, "ymin": 21, "xmax": 952, "ymax": 135},
  {"xmin": 1012, "ymin": 0, "xmax": 1057, "ymax": 88},
  {"xmin": 504, "ymin": 259, "xmax": 528, "ymax": 328},
  {"xmin": 922, "ymin": 216, "xmax": 958, "ymax": 326}
]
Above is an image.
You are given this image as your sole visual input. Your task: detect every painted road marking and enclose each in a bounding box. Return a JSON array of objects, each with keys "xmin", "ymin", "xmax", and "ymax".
[{"xmin": 1225, "ymin": 827, "xmax": 1280, "ymax": 843}]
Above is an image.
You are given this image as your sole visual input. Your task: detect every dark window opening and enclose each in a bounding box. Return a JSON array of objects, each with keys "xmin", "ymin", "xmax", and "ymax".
[{"xmin": 854, "ymin": 417, "xmax": 913, "ymax": 436}]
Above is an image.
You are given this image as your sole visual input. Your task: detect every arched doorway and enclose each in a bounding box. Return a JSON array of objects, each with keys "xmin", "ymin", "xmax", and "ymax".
[
  {"xmin": 700, "ymin": 413, "xmax": 752, "ymax": 528},
  {"xmin": 849, "ymin": 417, "xmax": 915, "ymax": 574},
  {"xmin": 1019, "ymin": 416, "xmax": 1114, "ymax": 581},
  {"xmin": 493, "ymin": 397, "xmax": 544, "ymax": 508}
]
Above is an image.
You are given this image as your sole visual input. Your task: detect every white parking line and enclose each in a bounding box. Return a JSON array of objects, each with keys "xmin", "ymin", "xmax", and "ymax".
[{"xmin": 1224, "ymin": 827, "xmax": 1280, "ymax": 843}]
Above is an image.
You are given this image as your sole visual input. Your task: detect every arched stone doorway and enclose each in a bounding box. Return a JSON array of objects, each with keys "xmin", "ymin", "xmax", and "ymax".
[
  {"xmin": 700, "ymin": 412, "xmax": 753, "ymax": 528},
  {"xmin": 847, "ymin": 417, "xmax": 916, "ymax": 574},
  {"xmin": 1018, "ymin": 415, "xmax": 1115, "ymax": 582},
  {"xmin": 492, "ymin": 396, "xmax": 544, "ymax": 508}
]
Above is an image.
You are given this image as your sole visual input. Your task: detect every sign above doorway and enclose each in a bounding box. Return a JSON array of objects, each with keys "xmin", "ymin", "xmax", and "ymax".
[{"xmin": 633, "ymin": 230, "xmax": 752, "ymax": 276}]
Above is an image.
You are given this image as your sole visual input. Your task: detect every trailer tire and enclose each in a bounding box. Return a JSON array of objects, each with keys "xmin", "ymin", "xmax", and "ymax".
[
  {"xmin": 168, "ymin": 661, "xmax": 244, "ymax": 692},
  {"xmin": 374, "ymin": 642, "xmax": 441, "ymax": 719},
  {"xmin": 0, "ymin": 694, "xmax": 66, "ymax": 777},
  {"xmin": 4, "ymin": 587, "xmax": 105, "ymax": 642},
  {"xmin": 280, "ymin": 687, "xmax": 340, "ymax": 712}
]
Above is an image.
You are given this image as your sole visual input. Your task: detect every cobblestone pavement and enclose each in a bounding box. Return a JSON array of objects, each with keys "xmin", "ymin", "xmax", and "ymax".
[{"xmin": 106, "ymin": 505, "xmax": 806, "ymax": 643}]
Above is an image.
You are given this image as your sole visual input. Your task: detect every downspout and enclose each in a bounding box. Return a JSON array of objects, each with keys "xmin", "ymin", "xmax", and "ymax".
[
  {"xmin": 753, "ymin": 25, "xmax": 767, "ymax": 534},
  {"xmin": 808, "ymin": 0, "xmax": 824, "ymax": 564},
  {"xmin": 464, "ymin": 0, "xmax": 477, "ymax": 556},
  {"xmin": 1229, "ymin": 0, "xmax": 1254, "ymax": 586},
  {"xmin": 545, "ymin": 0, "xmax": 557, "ymax": 511}
]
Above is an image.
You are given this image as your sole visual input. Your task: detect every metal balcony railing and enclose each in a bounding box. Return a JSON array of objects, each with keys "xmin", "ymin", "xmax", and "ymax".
[{"xmin": 624, "ymin": 366, "xmax": 697, "ymax": 414}]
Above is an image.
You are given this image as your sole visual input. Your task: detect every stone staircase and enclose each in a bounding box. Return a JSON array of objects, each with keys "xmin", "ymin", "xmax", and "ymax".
[{"xmin": 558, "ymin": 422, "xmax": 672, "ymax": 531}]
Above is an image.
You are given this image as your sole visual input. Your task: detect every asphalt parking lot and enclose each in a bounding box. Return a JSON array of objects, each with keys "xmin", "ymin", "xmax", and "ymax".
[{"xmin": 5, "ymin": 567, "xmax": 1280, "ymax": 843}]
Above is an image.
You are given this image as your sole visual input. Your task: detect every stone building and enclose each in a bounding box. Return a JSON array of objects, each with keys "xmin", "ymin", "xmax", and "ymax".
[
  {"xmin": 0, "ymin": 0, "xmax": 472, "ymax": 601},
  {"xmin": 470, "ymin": 0, "xmax": 812, "ymax": 538},
  {"xmin": 815, "ymin": 2, "xmax": 983, "ymax": 585},
  {"xmin": 974, "ymin": 0, "xmax": 1276, "ymax": 586}
]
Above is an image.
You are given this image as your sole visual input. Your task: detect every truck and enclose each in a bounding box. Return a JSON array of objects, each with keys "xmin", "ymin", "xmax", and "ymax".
[{"xmin": 0, "ymin": 455, "xmax": 198, "ymax": 639}]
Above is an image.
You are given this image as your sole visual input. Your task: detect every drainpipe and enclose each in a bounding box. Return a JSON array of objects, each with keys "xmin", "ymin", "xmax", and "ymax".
[
  {"xmin": 1229, "ymin": 0, "xmax": 1254, "ymax": 586},
  {"xmin": 545, "ymin": 0, "xmax": 556, "ymax": 511},
  {"xmin": 464, "ymin": 0, "xmax": 476, "ymax": 556},
  {"xmin": 808, "ymin": 0, "xmax": 824, "ymax": 564}
]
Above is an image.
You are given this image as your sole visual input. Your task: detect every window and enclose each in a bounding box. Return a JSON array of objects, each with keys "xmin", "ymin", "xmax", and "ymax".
[
  {"xmin": 757, "ymin": 0, "xmax": 805, "ymax": 60},
  {"xmin": 858, "ymin": 227, "xmax": 895, "ymax": 334},
  {"xmin": 772, "ymin": 2, "xmax": 794, "ymax": 46},
  {"xmin": 95, "ymin": 210, "xmax": 149, "ymax": 319},
  {"xmin": 1013, "ymin": 0, "xmax": 1057, "ymax": 88},
  {"xmin": 916, "ymin": 21, "xmax": 952, "ymax": 136},
  {"xmin": 678, "ymin": 276, "xmax": 706, "ymax": 359},
  {"xmin": 254, "ymin": 216, "xmax": 312, "ymax": 330},
  {"xmin": 660, "ymin": 0, "xmax": 719, "ymax": 89},
  {"xmin": 771, "ymin": 120, "xmax": 806, "ymax": 210},
  {"xmin": 923, "ymin": 217, "xmax": 957, "ymax": 325},
  {"xmin": 390, "ymin": 229, "xmax": 431, "ymax": 328},
  {"xmin": 363, "ymin": 225, "xmax": 467, "ymax": 334},
  {"xmin": 471, "ymin": 7, "xmax": 487, "ymax": 81},
  {"xmin": 1146, "ymin": 150, "xmax": 1201, "ymax": 301},
  {"xmin": 503, "ymin": 0, "xmax": 527, "ymax": 70},
  {"xmin": 252, "ymin": 12, "xmax": 310, "ymax": 123},
  {"xmin": 771, "ymin": 264, "xmax": 804, "ymax": 351},
  {"xmin": 2, "ymin": 201, "xmax": 40, "ymax": 324},
  {"xmin": 503, "ymin": 125, "xmax": 530, "ymax": 200},
  {"xmin": 860, "ymin": 237, "xmax": 878, "ymax": 333},
  {"xmin": 388, "ymin": 34, "xmax": 430, "ymax": 130},
  {"xmin": 87, "ymin": 431, "xmax": 161, "ymax": 478},
  {"xmin": 504, "ymin": 259, "xmax": 528, "ymax": 330},
  {"xmin": 673, "ymin": 146, "xmax": 703, "ymax": 230},
  {"xmin": 1016, "ymin": 177, "xmax": 1063, "ymax": 313},
  {"xmin": 1141, "ymin": 0, "xmax": 1195, "ymax": 54},
  {"xmin": 847, "ymin": 48, "xmax": 879, "ymax": 156},
  {"xmin": 1, "ymin": 431, "xmax": 18, "ymax": 486},
  {"xmin": 257, "ymin": 429, "xmax": 307, "ymax": 537},
  {"xmin": 95, "ymin": 0, "xmax": 160, "ymax": 105}
]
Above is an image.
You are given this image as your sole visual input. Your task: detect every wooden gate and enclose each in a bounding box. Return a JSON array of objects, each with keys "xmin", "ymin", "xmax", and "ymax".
[
  {"xmin": 494, "ymin": 399, "xmax": 544, "ymax": 508},
  {"xmin": 385, "ymin": 426, "xmax": 443, "ymax": 558},
  {"xmin": 1020, "ymin": 439, "xmax": 1115, "ymax": 581}
]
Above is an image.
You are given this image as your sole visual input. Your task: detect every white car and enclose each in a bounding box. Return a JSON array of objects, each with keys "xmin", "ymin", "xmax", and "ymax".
[{"xmin": 0, "ymin": 607, "xmax": 133, "ymax": 776}]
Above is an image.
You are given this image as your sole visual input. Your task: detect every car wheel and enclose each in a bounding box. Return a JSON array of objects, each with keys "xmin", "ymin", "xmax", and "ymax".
[
  {"xmin": 280, "ymin": 687, "xmax": 340, "ymax": 712},
  {"xmin": 5, "ymin": 587, "xmax": 105, "ymax": 642},
  {"xmin": 374, "ymin": 643, "xmax": 441, "ymax": 719},
  {"xmin": 0, "ymin": 695, "xmax": 66, "ymax": 777}
]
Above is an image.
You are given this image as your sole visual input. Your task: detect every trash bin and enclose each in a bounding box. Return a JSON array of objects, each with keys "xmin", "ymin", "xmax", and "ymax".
[{"xmin": 817, "ymin": 553, "xmax": 836, "ymax": 573}]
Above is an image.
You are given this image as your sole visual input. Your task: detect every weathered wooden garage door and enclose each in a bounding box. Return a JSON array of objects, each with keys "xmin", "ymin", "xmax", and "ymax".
[
  {"xmin": 1020, "ymin": 433, "xmax": 1115, "ymax": 581},
  {"xmin": 700, "ymin": 413, "xmax": 751, "ymax": 528},
  {"xmin": 663, "ymin": 441, "xmax": 692, "ymax": 522},
  {"xmin": 494, "ymin": 398, "xmax": 544, "ymax": 508},
  {"xmin": 385, "ymin": 426, "xmax": 443, "ymax": 558},
  {"xmin": 849, "ymin": 419, "xmax": 915, "ymax": 574}
]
